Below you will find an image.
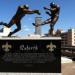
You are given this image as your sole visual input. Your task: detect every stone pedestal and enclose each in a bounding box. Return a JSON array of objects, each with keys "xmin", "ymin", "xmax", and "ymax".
[{"xmin": 0, "ymin": 37, "xmax": 61, "ymax": 73}]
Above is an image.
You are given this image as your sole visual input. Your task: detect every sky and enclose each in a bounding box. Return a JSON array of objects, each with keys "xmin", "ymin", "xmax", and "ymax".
[{"xmin": 0, "ymin": 0, "xmax": 75, "ymax": 36}]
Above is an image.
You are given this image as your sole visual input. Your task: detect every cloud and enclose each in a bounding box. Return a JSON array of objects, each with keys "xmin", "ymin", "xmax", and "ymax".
[
  {"xmin": 24, "ymin": 28, "xmax": 30, "ymax": 31},
  {"xmin": 28, "ymin": 18, "xmax": 32, "ymax": 21},
  {"xmin": 22, "ymin": 26, "xmax": 31, "ymax": 32}
]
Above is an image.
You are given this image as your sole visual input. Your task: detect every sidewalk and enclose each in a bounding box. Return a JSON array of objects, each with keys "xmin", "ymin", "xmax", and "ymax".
[
  {"xmin": 61, "ymin": 57, "xmax": 75, "ymax": 75},
  {"xmin": 61, "ymin": 57, "xmax": 72, "ymax": 63}
]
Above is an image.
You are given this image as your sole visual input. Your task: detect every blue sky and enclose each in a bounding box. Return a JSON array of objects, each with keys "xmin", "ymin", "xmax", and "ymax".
[{"xmin": 0, "ymin": 0, "xmax": 75, "ymax": 36}]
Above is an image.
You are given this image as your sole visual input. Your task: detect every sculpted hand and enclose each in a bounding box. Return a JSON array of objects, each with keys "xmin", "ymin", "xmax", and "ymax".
[
  {"xmin": 34, "ymin": 10, "xmax": 41, "ymax": 15},
  {"xmin": 44, "ymin": 7, "xmax": 47, "ymax": 9}
]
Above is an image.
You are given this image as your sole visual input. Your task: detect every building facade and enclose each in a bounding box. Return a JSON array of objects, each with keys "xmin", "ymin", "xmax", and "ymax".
[
  {"xmin": 35, "ymin": 17, "xmax": 42, "ymax": 35},
  {"xmin": 61, "ymin": 29, "xmax": 75, "ymax": 47}
]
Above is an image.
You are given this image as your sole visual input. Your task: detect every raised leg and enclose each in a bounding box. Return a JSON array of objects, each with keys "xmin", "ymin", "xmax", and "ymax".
[
  {"xmin": 0, "ymin": 22, "xmax": 8, "ymax": 27},
  {"xmin": 8, "ymin": 22, "xmax": 21, "ymax": 36},
  {"xmin": 49, "ymin": 16, "xmax": 59, "ymax": 36},
  {"xmin": 41, "ymin": 18, "xmax": 51, "ymax": 25}
]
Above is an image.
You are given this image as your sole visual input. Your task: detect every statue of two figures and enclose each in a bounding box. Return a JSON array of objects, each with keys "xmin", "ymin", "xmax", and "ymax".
[
  {"xmin": 33, "ymin": 2, "xmax": 60, "ymax": 36},
  {"xmin": 0, "ymin": 2, "xmax": 60, "ymax": 37}
]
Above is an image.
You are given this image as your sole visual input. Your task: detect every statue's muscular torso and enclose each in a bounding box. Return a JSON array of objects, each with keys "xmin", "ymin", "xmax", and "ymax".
[{"xmin": 11, "ymin": 7, "xmax": 26, "ymax": 23}]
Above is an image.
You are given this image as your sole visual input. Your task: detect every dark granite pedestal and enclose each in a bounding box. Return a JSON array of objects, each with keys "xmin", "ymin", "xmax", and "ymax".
[{"xmin": 0, "ymin": 37, "xmax": 61, "ymax": 73}]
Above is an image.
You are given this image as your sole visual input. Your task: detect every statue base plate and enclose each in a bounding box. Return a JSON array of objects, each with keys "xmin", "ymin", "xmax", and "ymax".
[{"xmin": 0, "ymin": 36, "xmax": 61, "ymax": 73}]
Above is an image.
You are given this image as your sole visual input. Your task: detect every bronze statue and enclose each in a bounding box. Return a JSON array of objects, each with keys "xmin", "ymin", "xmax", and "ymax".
[
  {"xmin": 43, "ymin": 2, "xmax": 60, "ymax": 35},
  {"xmin": 33, "ymin": 2, "xmax": 60, "ymax": 36},
  {"xmin": 0, "ymin": 5, "xmax": 40, "ymax": 36}
]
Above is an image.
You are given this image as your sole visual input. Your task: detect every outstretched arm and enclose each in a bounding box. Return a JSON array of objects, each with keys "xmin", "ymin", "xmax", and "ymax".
[
  {"xmin": 44, "ymin": 7, "xmax": 50, "ymax": 11},
  {"xmin": 23, "ymin": 9, "xmax": 41, "ymax": 15}
]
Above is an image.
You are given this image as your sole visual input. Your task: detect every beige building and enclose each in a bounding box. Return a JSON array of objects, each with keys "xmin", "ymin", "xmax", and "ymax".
[{"xmin": 61, "ymin": 29, "xmax": 75, "ymax": 47}]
